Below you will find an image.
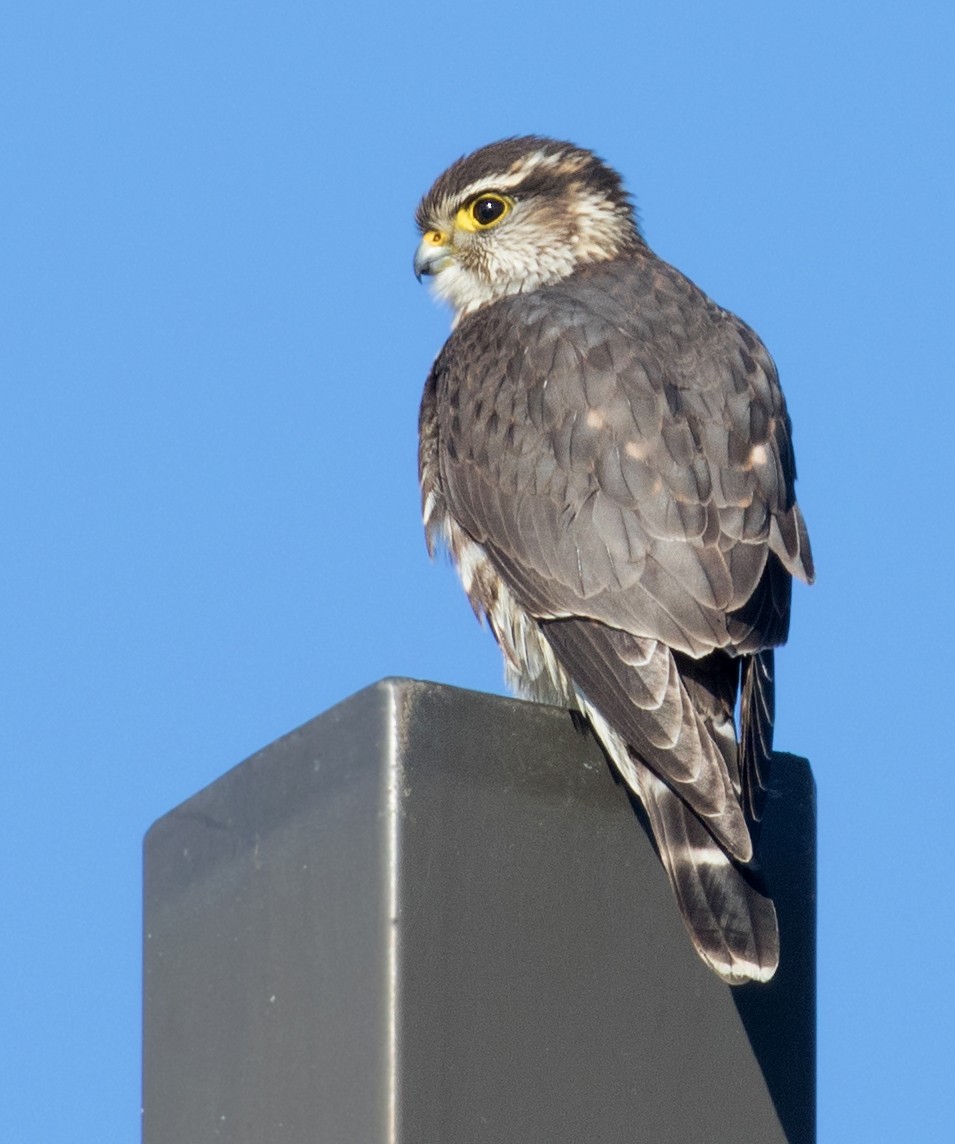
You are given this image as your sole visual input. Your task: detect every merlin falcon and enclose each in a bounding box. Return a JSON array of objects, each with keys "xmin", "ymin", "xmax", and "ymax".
[{"xmin": 414, "ymin": 136, "xmax": 813, "ymax": 984}]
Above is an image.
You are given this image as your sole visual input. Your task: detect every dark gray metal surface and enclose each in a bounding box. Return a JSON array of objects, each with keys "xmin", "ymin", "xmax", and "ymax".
[{"xmin": 143, "ymin": 678, "xmax": 815, "ymax": 1143}]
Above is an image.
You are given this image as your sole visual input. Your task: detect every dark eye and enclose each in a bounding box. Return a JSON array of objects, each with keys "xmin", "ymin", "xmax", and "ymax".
[{"xmin": 470, "ymin": 195, "xmax": 508, "ymax": 227}]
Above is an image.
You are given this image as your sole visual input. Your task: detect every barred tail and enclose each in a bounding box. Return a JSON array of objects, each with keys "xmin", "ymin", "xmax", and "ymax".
[{"xmin": 637, "ymin": 770, "xmax": 779, "ymax": 984}]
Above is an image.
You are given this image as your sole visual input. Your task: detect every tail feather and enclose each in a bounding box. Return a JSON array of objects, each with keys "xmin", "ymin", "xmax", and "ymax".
[
  {"xmin": 740, "ymin": 649, "xmax": 776, "ymax": 826},
  {"xmin": 638, "ymin": 770, "xmax": 779, "ymax": 984},
  {"xmin": 539, "ymin": 617, "xmax": 780, "ymax": 984}
]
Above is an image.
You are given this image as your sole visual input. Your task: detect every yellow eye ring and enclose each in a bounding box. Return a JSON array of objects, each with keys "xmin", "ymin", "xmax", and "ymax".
[
  {"xmin": 470, "ymin": 194, "xmax": 509, "ymax": 227},
  {"xmin": 455, "ymin": 193, "xmax": 512, "ymax": 233}
]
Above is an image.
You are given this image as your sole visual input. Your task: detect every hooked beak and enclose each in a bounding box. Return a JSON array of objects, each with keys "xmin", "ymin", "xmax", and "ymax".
[{"xmin": 414, "ymin": 230, "xmax": 454, "ymax": 281}]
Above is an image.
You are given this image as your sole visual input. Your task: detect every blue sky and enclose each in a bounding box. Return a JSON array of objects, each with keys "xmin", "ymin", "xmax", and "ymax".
[{"xmin": 4, "ymin": 2, "xmax": 953, "ymax": 1139}]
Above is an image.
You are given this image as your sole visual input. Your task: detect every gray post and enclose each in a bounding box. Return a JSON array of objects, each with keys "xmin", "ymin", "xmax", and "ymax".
[{"xmin": 143, "ymin": 678, "xmax": 814, "ymax": 1143}]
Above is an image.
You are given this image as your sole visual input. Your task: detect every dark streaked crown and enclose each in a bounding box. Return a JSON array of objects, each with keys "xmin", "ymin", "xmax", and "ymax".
[{"xmin": 415, "ymin": 135, "xmax": 642, "ymax": 240}]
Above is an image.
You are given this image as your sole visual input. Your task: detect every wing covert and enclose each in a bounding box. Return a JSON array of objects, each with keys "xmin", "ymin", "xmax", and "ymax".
[{"xmin": 431, "ymin": 254, "xmax": 811, "ymax": 659}]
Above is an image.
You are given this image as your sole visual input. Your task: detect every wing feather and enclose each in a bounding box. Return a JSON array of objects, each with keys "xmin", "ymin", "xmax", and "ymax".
[
  {"xmin": 420, "ymin": 247, "xmax": 812, "ymax": 984},
  {"xmin": 435, "ymin": 257, "xmax": 811, "ymax": 656}
]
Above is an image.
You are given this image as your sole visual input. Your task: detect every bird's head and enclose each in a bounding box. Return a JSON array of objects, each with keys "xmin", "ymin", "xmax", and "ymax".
[{"xmin": 414, "ymin": 136, "xmax": 644, "ymax": 319}]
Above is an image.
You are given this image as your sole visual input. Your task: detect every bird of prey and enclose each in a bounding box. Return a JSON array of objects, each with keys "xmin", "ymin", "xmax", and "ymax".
[{"xmin": 414, "ymin": 136, "xmax": 813, "ymax": 984}]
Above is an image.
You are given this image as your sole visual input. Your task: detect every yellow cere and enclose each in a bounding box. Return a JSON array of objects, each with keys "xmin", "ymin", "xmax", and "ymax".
[{"xmin": 423, "ymin": 229, "xmax": 448, "ymax": 247}]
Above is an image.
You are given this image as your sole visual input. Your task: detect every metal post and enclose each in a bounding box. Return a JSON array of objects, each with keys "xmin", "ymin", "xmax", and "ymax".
[{"xmin": 143, "ymin": 678, "xmax": 814, "ymax": 1143}]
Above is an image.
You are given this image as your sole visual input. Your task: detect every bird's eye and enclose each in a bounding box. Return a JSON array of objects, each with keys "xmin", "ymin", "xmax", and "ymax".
[
  {"xmin": 471, "ymin": 195, "xmax": 508, "ymax": 226},
  {"xmin": 454, "ymin": 192, "xmax": 513, "ymax": 233}
]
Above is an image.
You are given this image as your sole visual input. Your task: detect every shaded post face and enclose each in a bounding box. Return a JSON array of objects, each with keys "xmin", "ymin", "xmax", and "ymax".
[{"xmin": 143, "ymin": 678, "xmax": 815, "ymax": 1144}]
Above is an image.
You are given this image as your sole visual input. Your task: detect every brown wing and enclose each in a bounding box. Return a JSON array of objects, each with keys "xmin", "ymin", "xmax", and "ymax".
[
  {"xmin": 431, "ymin": 253, "xmax": 812, "ymax": 659},
  {"xmin": 421, "ymin": 250, "xmax": 812, "ymax": 981}
]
